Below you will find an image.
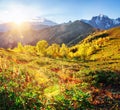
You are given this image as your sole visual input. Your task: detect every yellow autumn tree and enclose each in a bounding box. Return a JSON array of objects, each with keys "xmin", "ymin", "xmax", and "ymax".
[
  {"xmin": 24, "ymin": 45, "xmax": 36, "ymax": 54},
  {"xmin": 46, "ymin": 43, "xmax": 60, "ymax": 58},
  {"xmin": 14, "ymin": 42, "xmax": 24, "ymax": 52},
  {"xmin": 74, "ymin": 44, "xmax": 88, "ymax": 60},
  {"xmin": 36, "ymin": 40, "xmax": 48, "ymax": 56},
  {"xmin": 59, "ymin": 43, "xmax": 68, "ymax": 58}
]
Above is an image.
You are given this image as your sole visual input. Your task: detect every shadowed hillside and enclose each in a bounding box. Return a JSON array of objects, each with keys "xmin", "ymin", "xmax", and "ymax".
[
  {"xmin": 34, "ymin": 21, "xmax": 96, "ymax": 45},
  {"xmin": 0, "ymin": 21, "xmax": 96, "ymax": 48}
]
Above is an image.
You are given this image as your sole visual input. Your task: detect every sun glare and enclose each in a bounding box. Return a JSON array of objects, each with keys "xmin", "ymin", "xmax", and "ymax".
[
  {"xmin": 12, "ymin": 17, "xmax": 24, "ymax": 25},
  {"xmin": 5, "ymin": 7, "xmax": 28, "ymax": 25}
]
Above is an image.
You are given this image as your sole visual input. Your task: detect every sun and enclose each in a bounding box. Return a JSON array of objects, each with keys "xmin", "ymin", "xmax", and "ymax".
[
  {"xmin": 5, "ymin": 8, "xmax": 28, "ymax": 25},
  {"xmin": 12, "ymin": 17, "xmax": 24, "ymax": 26},
  {"xmin": 10, "ymin": 12, "xmax": 26, "ymax": 26}
]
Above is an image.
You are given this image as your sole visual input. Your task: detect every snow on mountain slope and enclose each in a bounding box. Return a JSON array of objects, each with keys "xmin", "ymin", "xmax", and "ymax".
[
  {"xmin": 31, "ymin": 17, "xmax": 57, "ymax": 26},
  {"xmin": 81, "ymin": 14, "xmax": 120, "ymax": 29}
]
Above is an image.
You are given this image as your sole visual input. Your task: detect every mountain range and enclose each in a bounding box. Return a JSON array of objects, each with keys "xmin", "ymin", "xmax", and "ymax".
[
  {"xmin": 81, "ymin": 14, "xmax": 120, "ymax": 29},
  {"xmin": 0, "ymin": 14, "xmax": 120, "ymax": 48}
]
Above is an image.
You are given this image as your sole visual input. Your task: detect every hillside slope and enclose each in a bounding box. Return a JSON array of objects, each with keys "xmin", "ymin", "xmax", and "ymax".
[
  {"xmin": 0, "ymin": 27, "xmax": 120, "ymax": 109},
  {"xmin": 82, "ymin": 26, "xmax": 120, "ymax": 61}
]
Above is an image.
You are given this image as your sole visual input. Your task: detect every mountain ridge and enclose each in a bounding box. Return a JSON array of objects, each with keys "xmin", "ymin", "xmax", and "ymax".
[{"xmin": 0, "ymin": 15, "xmax": 120, "ymax": 48}]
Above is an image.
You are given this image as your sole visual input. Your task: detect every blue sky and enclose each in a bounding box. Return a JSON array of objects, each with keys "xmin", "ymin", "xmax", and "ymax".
[{"xmin": 0, "ymin": 0, "xmax": 120, "ymax": 23}]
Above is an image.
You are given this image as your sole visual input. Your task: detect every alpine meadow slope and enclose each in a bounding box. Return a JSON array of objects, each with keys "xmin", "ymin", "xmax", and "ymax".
[{"xmin": 0, "ymin": 26, "xmax": 120, "ymax": 109}]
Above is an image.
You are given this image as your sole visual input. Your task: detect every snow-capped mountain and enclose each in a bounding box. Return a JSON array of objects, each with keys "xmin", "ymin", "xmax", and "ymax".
[
  {"xmin": 31, "ymin": 17, "xmax": 57, "ymax": 26},
  {"xmin": 30, "ymin": 17, "xmax": 57, "ymax": 30},
  {"xmin": 81, "ymin": 14, "xmax": 120, "ymax": 29}
]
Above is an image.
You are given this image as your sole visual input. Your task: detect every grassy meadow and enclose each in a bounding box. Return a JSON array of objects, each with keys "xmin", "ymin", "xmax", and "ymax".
[{"xmin": 0, "ymin": 27, "xmax": 120, "ymax": 110}]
